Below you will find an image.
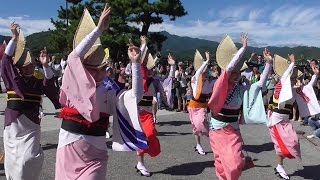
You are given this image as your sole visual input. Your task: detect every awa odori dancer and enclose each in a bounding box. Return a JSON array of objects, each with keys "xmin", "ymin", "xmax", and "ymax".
[
  {"xmin": 55, "ymin": 6, "xmax": 148, "ymax": 180},
  {"xmin": 208, "ymin": 34, "xmax": 273, "ymax": 180},
  {"xmin": 1, "ymin": 23, "xmax": 60, "ymax": 180},
  {"xmin": 0, "ymin": 40, "xmax": 6, "ymax": 166},
  {"xmin": 155, "ymin": 55, "xmax": 176, "ymax": 109},
  {"xmin": 134, "ymin": 36, "xmax": 174, "ymax": 176},
  {"xmin": 268, "ymin": 54, "xmax": 320, "ymax": 180},
  {"xmin": 188, "ymin": 50, "xmax": 215, "ymax": 155}
]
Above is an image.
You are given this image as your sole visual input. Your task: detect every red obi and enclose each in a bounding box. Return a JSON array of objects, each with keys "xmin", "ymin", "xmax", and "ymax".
[{"xmin": 60, "ymin": 107, "xmax": 110, "ymax": 136}]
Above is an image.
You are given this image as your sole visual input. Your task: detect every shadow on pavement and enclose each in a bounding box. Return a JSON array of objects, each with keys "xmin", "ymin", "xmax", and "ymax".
[
  {"xmin": 42, "ymin": 143, "xmax": 58, "ymax": 151},
  {"xmin": 153, "ymin": 161, "xmax": 214, "ymax": 176},
  {"xmin": 157, "ymin": 121, "xmax": 190, "ymax": 127},
  {"xmin": 243, "ymin": 142, "xmax": 274, "ymax": 153},
  {"xmin": 289, "ymin": 165, "xmax": 320, "ymax": 180},
  {"xmin": 157, "ymin": 131, "xmax": 192, "ymax": 136}
]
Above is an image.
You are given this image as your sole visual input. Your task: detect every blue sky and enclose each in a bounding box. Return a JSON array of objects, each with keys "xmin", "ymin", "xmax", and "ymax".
[{"xmin": 1, "ymin": 0, "xmax": 320, "ymax": 47}]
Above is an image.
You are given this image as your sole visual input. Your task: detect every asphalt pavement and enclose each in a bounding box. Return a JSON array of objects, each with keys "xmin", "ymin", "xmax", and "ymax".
[{"xmin": 0, "ymin": 94, "xmax": 319, "ymax": 180}]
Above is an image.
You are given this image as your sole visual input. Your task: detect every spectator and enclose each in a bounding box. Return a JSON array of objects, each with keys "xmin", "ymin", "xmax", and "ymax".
[
  {"xmin": 263, "ymin": 68, "xmax": 278, "ymax": 108},
  {"xmin": 60, "ymin": 55, "xmax": 67, "ymax": 75},
  {"xmin": 186, "ymin": 63, "xmax": 195, "ymax": 76},
  {"xmin": 175, "ymin": 62, "xmax": 188, "ymax": 112},
  {"xmin": 257, "ymin": 54, "xmax": 265, "ymax": 73},
  {"xmin": 251, "ymin": 64, "xmax": 261, "ymax": 83},
  {"xmin": 49, "ymin": 55, "xmax": 62, "ymax": 89},
  {"xmin": 307, "ymin": 114, "xmax": 320, "ymax": 139}
]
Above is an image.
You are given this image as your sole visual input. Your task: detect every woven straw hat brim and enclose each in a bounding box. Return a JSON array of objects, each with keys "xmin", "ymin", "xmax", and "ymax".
[
  {"xmin": 74, "ymin": 9, "xmax": 104, "ymax": 66},
  {"xmin": 14, "ymin": 30, "xmax": 26, "ymax": 64},
  {"xmin": 146, "ymin": 53, "xmax": 155, "ymax": 70},
  {"xmin": 15, "ymin": 49, "xmax": 35, "ymax": 68},
  {"xmin": 83, "ymin": 45, "xmax": 106, "ymax": 68},
  {"xmin": 194, "ymin": 49, "xmax": 204, "ymax": 71},
  {"xmin": 274, "ymin": 54, "xmax": 302, "ymax": 77},
  {"xmin": 216, "ymin": 35, "xmax": 247, "ymax": 72}
]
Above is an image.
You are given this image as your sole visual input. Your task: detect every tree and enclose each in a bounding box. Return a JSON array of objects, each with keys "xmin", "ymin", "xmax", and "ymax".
[{"xmin": 50, "ymin": 0, "xmax": 187, "ymax": 61}]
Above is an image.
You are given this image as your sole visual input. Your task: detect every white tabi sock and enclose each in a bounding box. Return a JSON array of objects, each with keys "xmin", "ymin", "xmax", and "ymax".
[
  {"xmin": 276, "ymin": 164, "xmax": 289, "ymax": 179},
  {"xmin": 196, "ymin": 144, "xmax": 206, "ymax": 155},
  {"xmin": 136, "ymin": 162, "xmax": 150, "ymax": 177}
]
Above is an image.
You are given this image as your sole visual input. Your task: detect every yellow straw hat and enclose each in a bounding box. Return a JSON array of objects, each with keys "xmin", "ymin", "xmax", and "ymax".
[
  {"xmin": 194, "ymin": 49, "xmax": 204, "ymax": 71},
  {"xmin": 274, "ymin": 54, "xmax": 302, "ymax": 77},
  {"xmin": 146, "ymin": 53, "xmax": 156, "ymax": 70},
  {"xmin": 13, "ymin": 29, "xmax": 34, "ymax": 67},
  {"xmin": 216, "ymin": 35, "xmax": 247, "ymax": 72},
  {"xmin": 73, "ymin": 9, "xmax": 106, "ymax": 68}
]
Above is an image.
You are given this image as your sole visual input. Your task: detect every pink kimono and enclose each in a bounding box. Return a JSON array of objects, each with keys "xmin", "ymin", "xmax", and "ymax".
[
  {"xmin": 268, "ymin": 63, "xmax": 320, "ymax": 160},
  {"xmin": 208, "ymin": 46, "xmax": 271, "ymax": 180},
  {"xmin": 55, "ymin": 28, "xmax": 146, "ymax": 180}
]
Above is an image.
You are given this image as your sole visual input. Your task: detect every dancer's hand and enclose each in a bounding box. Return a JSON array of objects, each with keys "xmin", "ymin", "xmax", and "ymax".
[
  {"xmin": 10, "ymin": 22, "xmax": 20, "ymax": 42},
  {"xmin": 140, "ymin": 36, "xmax": 147, "ymax": 45},
  {"xmin": 168, "ymin": 54, "xmax": 176, "ymax": 65},
  {"xmin": 205, "ymin": 51, "xmax": 210, "ymax": 61},
  {"xmin": 312, "ymin": 65, "xmax": 319, "ymax": 76},
  {"xmin": 241, "ymin": 33, "xmax": 248, "ymax": 47},
  {"xmin": 263, "ymin": 48, "xmax": 273, "ymax": 64},
  {"xmin": 39, "ymin": 47, "xmax": 50, "ymax": 68},
  {"xmin": 288, "ymin": 54, "xmax": 295, "ymax": 63},
  {"xmin": 97, "ymin": 4, "xmax": 112, "ymax": 32},
  {"xmin": 128, "ymin": 43, "xmax": 141, "ymax": 64}
]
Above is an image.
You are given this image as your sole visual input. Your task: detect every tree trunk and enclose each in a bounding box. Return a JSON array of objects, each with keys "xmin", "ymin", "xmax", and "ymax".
[
  {"xmin": 141, "ymin": 23, "xmax": 150, "ymax": 36},
  {"xmin": 141, "ymin": 12, "xmax": 151, "ymax": 36}
]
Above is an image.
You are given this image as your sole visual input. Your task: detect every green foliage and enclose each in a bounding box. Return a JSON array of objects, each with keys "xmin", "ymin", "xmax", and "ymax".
[
  {"xmin": 0, "ymin": 35, "xmax": 11, "ymax": 44},
  {"xmin": 50, "ymin": 0, "xmax": 187, "ymax": 61}
]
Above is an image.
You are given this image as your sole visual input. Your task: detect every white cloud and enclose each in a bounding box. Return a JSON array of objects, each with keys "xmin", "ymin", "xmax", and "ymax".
[
  {"xmin": 0, "ymin": 16, "xmax": 54, "ymax": 36},
  {"xmin": 218, "ymin": 6, "xmax": 247, "ymax": 21},
  {"xmin": 248, "ymin": 9, "xmax": 263, "ymax": 21},
  {"xmin": 1, "ymin": 5, "xmax": 320, "ymax": 48},
  {"xmin": 146, "ymin": 5, "xmax": 320, "ymax": 47}
]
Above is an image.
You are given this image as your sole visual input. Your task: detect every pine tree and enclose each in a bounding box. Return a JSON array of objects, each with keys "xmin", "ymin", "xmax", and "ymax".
[{"xmin": 50, "ymin": 0, "xmax": 186, "ymax": 61}]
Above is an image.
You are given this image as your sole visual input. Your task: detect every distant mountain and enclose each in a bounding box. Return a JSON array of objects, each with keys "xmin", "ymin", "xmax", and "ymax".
[
  {"xmin": 159, "ymin": 31, "xmax": 320, "ymax": 62},
  {"xmin": 1, "ymin": 31, "xmax": 320, "ymax": 62},
  {"xmin": 160, "ymin": 31, "xmax": 219, "ymax": 60}
]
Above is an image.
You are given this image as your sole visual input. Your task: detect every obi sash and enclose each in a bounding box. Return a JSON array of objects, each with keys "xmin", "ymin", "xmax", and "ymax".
[
  {"xmin": 6, "ymin": 91, "xmax": 42, "ymax": 111},
  {"xmin": 138, "ymin": 96, "xmax": 153, "ymax": 106},
  {"xmin": 60, "ymin": 107, "xmax": 110, "ymax": 136},
  {"xmin": 211, "ymin": 108, "xmax": 241, "ymax": 123},
  {"xmin": 268, "ymin": 95, "xmax": 292, "ymax": 115},
  {"xmin": 189, "ymin": 93, "xmax": 210, "ymax": 108}
]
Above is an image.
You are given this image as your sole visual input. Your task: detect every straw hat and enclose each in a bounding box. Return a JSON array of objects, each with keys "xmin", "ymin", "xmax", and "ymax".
[
  {"xmin": 146, "ymin": 53, "xmax": 156, "ymax": 70},
  {"xmin": 73, "ymin": 9, "xmax": 106, "ymax": 68},
  {"xmin": 274, "ymin": 54, "xmax": 302, "ymax": 77},
  {"xmin": 194, "ymin": 49, "xmax": 204, "ymax": 71},
  {"xmin": 13, "ymin": 29, "xmax": 35, "ymax": 67},
  {"xmin": 216, "ymin": 35, "xmax": 247, "ymax": 72}
]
